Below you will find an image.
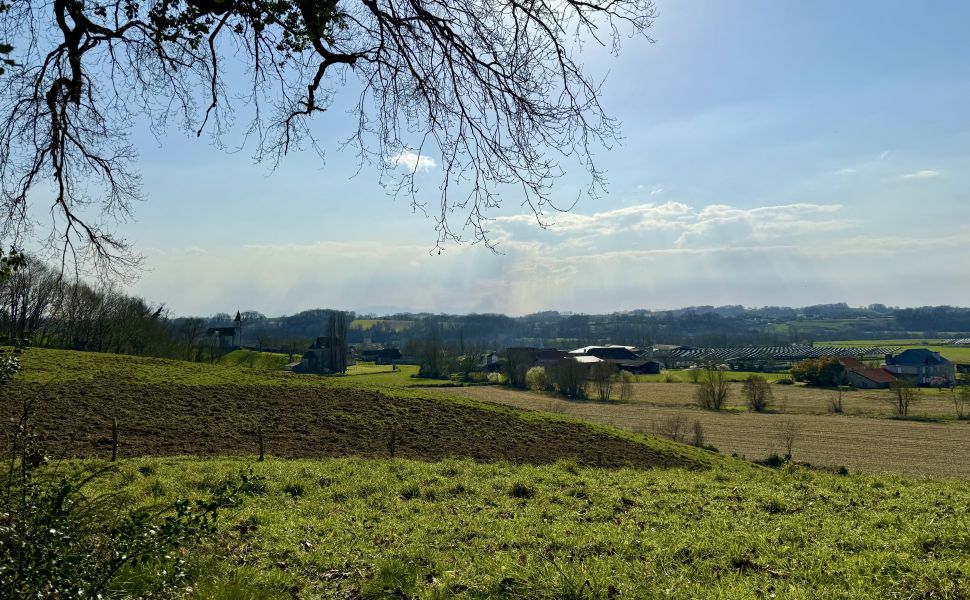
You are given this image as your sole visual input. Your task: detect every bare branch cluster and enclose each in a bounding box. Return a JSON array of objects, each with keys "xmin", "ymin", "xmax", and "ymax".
[{"xmin": 0, "ymin": 0, "xmax": 656, "ymax": 271}]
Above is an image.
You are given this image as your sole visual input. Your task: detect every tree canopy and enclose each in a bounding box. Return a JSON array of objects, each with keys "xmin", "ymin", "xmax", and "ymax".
[{"xmin": 0, "ymin": 0, "xmax": 656, "ymax": 273}]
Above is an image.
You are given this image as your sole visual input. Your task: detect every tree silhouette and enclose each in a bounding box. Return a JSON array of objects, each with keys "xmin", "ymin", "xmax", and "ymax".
[{"xmin": 0, "ymin": 0, "xmax": 656, "ymax": 273}]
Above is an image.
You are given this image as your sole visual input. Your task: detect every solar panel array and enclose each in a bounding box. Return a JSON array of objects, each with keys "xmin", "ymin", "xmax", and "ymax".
[
  {"xmin": 941, "ymin": 338, "xmax": 970, "ymax": 346},
  {"xmin": 655, "ymin": 345, "xmax": 900, "ymax": 362}
]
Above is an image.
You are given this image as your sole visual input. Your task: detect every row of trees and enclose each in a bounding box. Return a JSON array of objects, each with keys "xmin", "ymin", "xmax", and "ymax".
[
  {"xmin": 0, "ymin": 255, "xmax": 315, "ymax": 362},
  {"xmin": 0, "ymin": 257, "xmax": 175, "ymax": 356}
]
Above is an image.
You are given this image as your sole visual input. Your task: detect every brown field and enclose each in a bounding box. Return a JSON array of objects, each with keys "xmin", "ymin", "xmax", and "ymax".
[
  {"xmin": 442, "ymin": 384, "xmax": 970, "ymax": 477},
  {"xmin": 626, "ymin": 381, "xmax": 962, "ymax": 418},
  {"xmin": 1, "ymin": 380, "xmax": 694, "ymax": 470}
]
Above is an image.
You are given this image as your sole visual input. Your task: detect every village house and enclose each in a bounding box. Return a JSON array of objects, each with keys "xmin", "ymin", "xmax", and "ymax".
[
  {"xmin": 845, "ymin": 368, "xmax": 897, "ymax": 389},
  {"xmin": 614, "ymin": 359, "xmax": 664, "ymax": 375},
  {"xmin": 883, "ymin": 349, "xmax": 956, "ymax": 386},
  {"xmin": 300, "ymin": 336, "xmax": 355, "ymax": 373}
]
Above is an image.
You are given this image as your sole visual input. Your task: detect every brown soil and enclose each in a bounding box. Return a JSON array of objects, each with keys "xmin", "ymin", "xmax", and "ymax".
[{"xmin": 0, "ymin": 380, "xmax": 692, "ymax": 470}]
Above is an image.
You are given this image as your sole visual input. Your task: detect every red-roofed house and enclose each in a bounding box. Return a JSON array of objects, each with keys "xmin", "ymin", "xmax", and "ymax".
[{"xmin": 845, "ymin": 368, "xmax": 897, "ymax": 389}]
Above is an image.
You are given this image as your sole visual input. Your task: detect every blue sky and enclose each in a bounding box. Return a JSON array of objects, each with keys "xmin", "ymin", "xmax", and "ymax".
[{"xmin": 116, "ymin": 0, "xmax": 970, "ymax": 316}]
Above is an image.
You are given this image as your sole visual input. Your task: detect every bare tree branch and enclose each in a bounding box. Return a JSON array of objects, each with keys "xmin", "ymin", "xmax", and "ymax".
[{"xmin": 1, "ymin": 0, "xmax": 656, "ymax": 271}]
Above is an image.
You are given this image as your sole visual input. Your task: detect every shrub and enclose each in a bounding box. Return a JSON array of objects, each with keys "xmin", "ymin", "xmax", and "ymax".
[
  {"xmin": 0, "ymin": 406, "xmax": 258, "ymax": 597},
  {"xmin": 742, "ymin": 375, "xmax": 772, "ymax": 411},
  {"xmin": 617, "ymin": 371, "xmax": 634, "ymax": 402},
  {"xmin": 695, "ymin": 365, "xmax": 729, "ymax": 410},
  {"xmin": 525, "ymin": 366, "xmax": 551, "ymax": 392},
  {"xmin": 775, "ymin": 378, "xmax": 794, "ymax": 385},
  {"xmin": 687, "ymin": 368, "xmax": 702, "ymax": 384},
  {"xmin": 790, "ymin": 357, "xmax": 844, "ymax": 387}
]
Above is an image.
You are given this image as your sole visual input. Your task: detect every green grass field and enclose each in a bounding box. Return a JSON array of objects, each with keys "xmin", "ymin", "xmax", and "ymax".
[
  {"xmin": 218, "ymin": 349, "xmax": 291, "ymax": 371},
  {"xmin": 16, "ymin": 347, "xmax": 448, "ymax": 392},
  {"xmin": 7, "ymin": 348, "xmax": 970, "ymax": 597},
  {"xmin": 97, "ymin": 456, "xmax": 970, "ymax": 599}
]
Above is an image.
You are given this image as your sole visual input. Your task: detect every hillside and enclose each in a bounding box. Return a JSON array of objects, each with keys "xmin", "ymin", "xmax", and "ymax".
[
  {"xmin": 98, "ymin": 457, "xmax": 970, "ymax": 599},
  {"xmin": 4, "ymin": 348, "xmax": 970, "ymax": 598}
]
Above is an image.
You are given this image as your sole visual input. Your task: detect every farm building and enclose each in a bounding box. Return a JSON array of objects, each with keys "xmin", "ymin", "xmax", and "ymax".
[
  {"xmin": 300, "ymin": 336, "xmax": 355, "ymax": 373},
  {"xmin": 359, "ymin": 348, "xmax": 402, "ymax": 364},
  {"xmin": 615, "ymin": 359, "xmax": 664, "ymax": 375},
  {"xmin": 845, "ymin": 368, "xmax": 897, "ymax": 389},
  {"xmin": 477, "ymin": 352, "xmax": 504, "ymax": 372},
  {"xmin": 536, "ymin": 349, "xmax": 570, "ymax": 366},
  {"xmin": 570, "ymin": 345, "xmax": 641, "ymax": 361},
  {"xmin": 883, "ymin": 349, "xmax": 956, "ymax": 386}
]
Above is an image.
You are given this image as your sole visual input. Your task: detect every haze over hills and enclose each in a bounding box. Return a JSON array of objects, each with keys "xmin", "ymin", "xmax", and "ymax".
[{"xmin": 189, "ymin": 303, "xmax": 970, "ymax": 350}]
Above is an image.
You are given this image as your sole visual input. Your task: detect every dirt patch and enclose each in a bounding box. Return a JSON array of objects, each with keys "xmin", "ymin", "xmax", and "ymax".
[{"xmin": 1, "ymin": 380, "xmax": 693, "ymax": 470}]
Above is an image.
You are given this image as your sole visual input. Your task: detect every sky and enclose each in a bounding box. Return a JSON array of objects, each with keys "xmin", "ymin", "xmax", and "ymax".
[{"xmin": 103, "ymin": 0, "xmax": 970, "ymax": 317}]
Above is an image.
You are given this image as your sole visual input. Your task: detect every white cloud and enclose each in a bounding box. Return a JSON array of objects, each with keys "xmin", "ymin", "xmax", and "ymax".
[
  {"xmin": 387, "ymin": 150, "xmax": 437, "ymax": 172},
  {"xmin": 490, "ymin": 201, "xmax": 847, "ymax": 251},
  {"xmin": 900, "ymin": 169, "xmax": 940, "ymax": 180}
]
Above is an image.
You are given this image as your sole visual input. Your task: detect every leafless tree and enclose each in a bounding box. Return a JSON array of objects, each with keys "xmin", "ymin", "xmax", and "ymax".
[
  {"xmin": 889, "ymin": 380, "xmax": 919, "ymax": 417},
  {"xmin": 0, "ymin": 0, "xmax": 656, "ymax": 273},
  {"xmin": 741, "ymin": 374, "xmax": 772, "ymax": 412},
  {"xmin": 550, "ymin": 358, "xmax": 586, "ymax": 399},
  {"xmin": 695, "ymin": 364, "xmax": 729, "ymax": 410},
  {"xmin": 653, "ymin": 413, "xmax": 687, "ymax": 444},
  {"xmin": 777, "ymin": 418, "xmax": 800, "ymax": 460},
  {"xmin": 956, "ymin": 384, "xmax": 970, "ymax": 420},
  {"xmin": 589, "ymin": 360, "xmax": 616, "ymax": 401},
  {"xmin": 176, "ymin": 317, "xmax": 206, "ymax": 359}
]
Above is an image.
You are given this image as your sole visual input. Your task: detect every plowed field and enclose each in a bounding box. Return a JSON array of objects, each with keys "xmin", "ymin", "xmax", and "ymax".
[{"xmin": 1, "ymin": 380, "xmax": 695, "ymax": 470}]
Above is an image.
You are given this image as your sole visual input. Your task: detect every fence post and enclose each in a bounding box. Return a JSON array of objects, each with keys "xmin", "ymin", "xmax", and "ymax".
[{"xmin": 111, "ymin": 417, "xmax": 118, "ymax": 462}]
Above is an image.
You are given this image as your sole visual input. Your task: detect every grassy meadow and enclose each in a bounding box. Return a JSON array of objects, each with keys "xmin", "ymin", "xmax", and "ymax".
[
  {"xmin": 5, "ymin": 347, "xmax": 970, "ymax": 597},
  {"xmin": 91, "ymin": 456, "xmax": 970, "ymax": 599}
]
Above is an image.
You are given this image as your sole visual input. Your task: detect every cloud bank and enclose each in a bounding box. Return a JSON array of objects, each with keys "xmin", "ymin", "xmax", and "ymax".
[{"xmin": 132, "ymin": 200, "xmax": 970, "ymax": 316}]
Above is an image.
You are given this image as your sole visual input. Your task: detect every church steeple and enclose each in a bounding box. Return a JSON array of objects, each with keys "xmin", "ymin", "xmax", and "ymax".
[{"xmin": 233, "ymin": 310, "xmax": 242, "ymax": 347}]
